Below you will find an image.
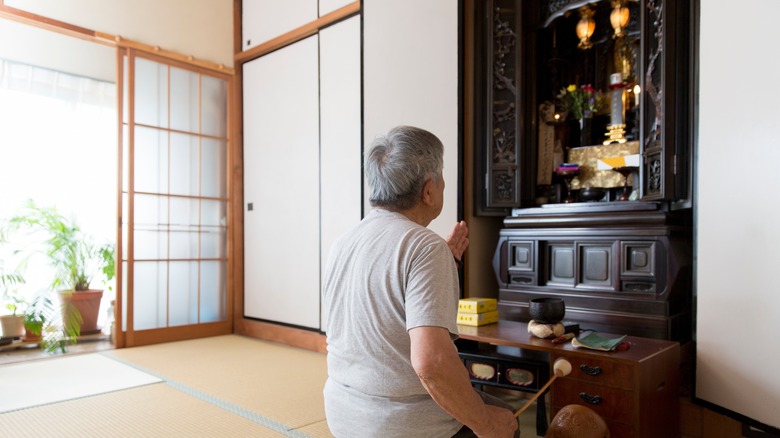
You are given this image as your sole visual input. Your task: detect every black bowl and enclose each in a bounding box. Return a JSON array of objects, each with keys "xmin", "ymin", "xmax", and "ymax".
[
  {"xmin": 529, "ymin": 298, "xmax": 565, "ymax": 323},
  {"xmin": 580, "ymin": 187, "xmax": 606, "ymax": 202}
]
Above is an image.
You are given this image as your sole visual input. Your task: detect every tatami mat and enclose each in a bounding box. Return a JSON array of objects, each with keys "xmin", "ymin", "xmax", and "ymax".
[
  {"xmin": 0, "ymin": 353, "xmax": 160, "ymax": 414},
  {"xmin": 295, "ymin": 420, "xmax": 336, "ymax": 438},
  {"xmin": 105, "ymin": 335, "xmax": 329, "ymax": 430},
  {"xmin": 0, "ymin": 384, "xmax": 288, "ymax": 437},
  {"xmin": 0, "ymin": 334, "xmax": 546, "ymax": 437}
]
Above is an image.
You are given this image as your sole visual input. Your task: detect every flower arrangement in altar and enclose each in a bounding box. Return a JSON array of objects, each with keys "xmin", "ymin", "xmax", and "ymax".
[{"xmin": 557, "ymin": 84, "xmax": 597, "ymax": 120}]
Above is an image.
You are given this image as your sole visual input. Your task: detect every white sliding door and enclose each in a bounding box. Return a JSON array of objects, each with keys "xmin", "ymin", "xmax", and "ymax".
[
  {"xmin": 363, "ymin": 0, "xmax": 460, "ymax": 238},
  {"xmin": 119, "ymin": 50, "xmax": 232, "ymax": 347},
  {"xmin": 243, "ymin": 36, "xmax": 321, "ymax": 329},
  {"xmin": 319, "ymin": 15, "xmax": 362, "ymax": 330}
]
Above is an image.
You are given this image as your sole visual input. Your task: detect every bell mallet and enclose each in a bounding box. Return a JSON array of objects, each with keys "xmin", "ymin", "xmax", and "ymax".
[{"xmin": 514, "ymin": 358, "xmax": 572, "ymax": 418}]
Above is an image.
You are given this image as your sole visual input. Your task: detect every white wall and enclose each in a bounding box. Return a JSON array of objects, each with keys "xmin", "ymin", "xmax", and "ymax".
[
  {"xmin": 4, "ymin": 0, "xmax": 234, "ymax": 68},
  {"xmin": 696, "ymin": 0, "xmax": 780, "ymax": 429},
  {"xmin": 363, "ymin": 0, "xmax": 460, "ymax": 238},
  {"xmin": 0, "ymin": 18, "xmax": 114, "ymax": 82}
]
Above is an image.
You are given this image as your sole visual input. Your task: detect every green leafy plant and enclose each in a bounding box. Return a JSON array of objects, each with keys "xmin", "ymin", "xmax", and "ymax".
[
  {"xmin": 5, "ymin": 200, "xmax": 115, "ymax": 292},
  {"xmin": 3, "ymin": 294, "xmax": 24, "ymax": 316},
  {"xmin": 1, "ymin": 264, "xmax": 25, "ymax": 316},
  {"xmin": 22, "ymin": 296, "xmax": 46, "ymax": 336},
  {"xmin": 23, "ymin": 293, "xmax": 81, "ymax": 353},
  {"xmin": 2, "ymin": 200, "xmax": 112, "ymax": 352}
]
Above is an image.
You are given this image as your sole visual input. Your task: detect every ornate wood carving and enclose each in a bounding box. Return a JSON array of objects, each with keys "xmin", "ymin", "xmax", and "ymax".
[
  {"xmin": 640, "ymin": 0, "xmax": 690, "ymax": 202},
  {"xmin": 489, "ymin": 0, "xmax": 521, "ymax": 209},
  {"xmin": 473, "ymin": 0, "xmax": 692, "ymax": 210},
  {"xmin": 642, "ymin": 0, "xmax": 664, "ymax": 199},
  {"xmin": 647, "ymin": 154, "xmax": 662, "ymax": 194},
  {"xmin": 475, "ymin": 0, "xmax": 524, "ymax": 214}
]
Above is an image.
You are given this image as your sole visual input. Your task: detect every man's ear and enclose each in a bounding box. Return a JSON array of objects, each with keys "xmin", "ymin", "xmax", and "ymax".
[{"xmin": 421, "ymin": 179, "xmax": 435, "ymax": 206}]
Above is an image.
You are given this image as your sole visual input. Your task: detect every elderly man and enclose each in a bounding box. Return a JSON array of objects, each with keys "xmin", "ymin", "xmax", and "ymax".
[{"xmin": 323, "ymin": 126, "xmax": 518, "ymax": 437}]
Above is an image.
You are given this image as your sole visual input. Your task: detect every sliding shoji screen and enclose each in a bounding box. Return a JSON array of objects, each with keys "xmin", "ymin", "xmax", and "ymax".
[{"xmin": 119, "ymin": 50, "xmax": 232, "ymax": 346}]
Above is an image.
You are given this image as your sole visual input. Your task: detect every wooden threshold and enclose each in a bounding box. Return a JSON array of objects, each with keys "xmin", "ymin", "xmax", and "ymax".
[{"xmin": 235, "ymin": 318, "xmax": 327, "ymax": 354}]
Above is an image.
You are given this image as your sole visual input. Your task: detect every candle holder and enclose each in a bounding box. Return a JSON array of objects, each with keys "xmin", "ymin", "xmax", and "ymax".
[
  {"xmin": 556, "ymin": 166, "xmax": 580, "ymax": 203},
  {"xmin": 604, "ymin": 73, "xmax": 627, "ymax": 145},
  {"xmin": 603, "ymin": 123, "xmax": 627, "ymax": 145},
  {"xmin": 612, "ymin": 165, "xmax": 637, "ymax": 201}
]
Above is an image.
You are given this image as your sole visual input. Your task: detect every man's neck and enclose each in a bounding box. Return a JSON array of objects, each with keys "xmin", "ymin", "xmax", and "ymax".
[{"xmin": 374, "ymin": 206, "xmax": 431, "ymax": 228}]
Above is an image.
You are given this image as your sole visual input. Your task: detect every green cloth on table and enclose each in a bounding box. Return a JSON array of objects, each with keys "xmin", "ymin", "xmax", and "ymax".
[{"xmin": 572, "ymin": 332, "xmax": 627, "ymax": 351}]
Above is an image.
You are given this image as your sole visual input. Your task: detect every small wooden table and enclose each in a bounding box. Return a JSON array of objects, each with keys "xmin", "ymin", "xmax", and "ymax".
[{"xmin": 457, "ymin": 321, "xmax": 680, "ymax": 438}]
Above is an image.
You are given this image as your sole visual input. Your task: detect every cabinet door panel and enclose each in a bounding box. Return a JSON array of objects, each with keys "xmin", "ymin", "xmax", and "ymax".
[
  {"xmin": 319, "ymin": 0, "xmax": 354, "ymax": 16},
  {"xmin": 509, "ymin": 241, "xmax": 534, "ymax": 272},
  {"xmin": 473, "ymin": 0, "xmax": 526, "ymax": 215},
  {"xmin": 243, "ymin": 36, "xmax": 320, "ymax": 329},
  {"xmin": 621, "ymin": 241, "xmax": 655, "ymax": 277},
  {"xmin": 508, "ymin": 240, "xmax": 536, "ymax": 285},
  {"xmin": 578, "ymin": 243, "xmax": 615, "ymax": 289},
  {"xmin": 242, "ymin": 0, "xmax": 317, "ymax": 50},
  {"xmin": 319, "ymin": 16, "xmax": 362, "ymax": 330},
  {"xmin": 546, "ymin": 243, "xmax": 574, "ymax": 287}
]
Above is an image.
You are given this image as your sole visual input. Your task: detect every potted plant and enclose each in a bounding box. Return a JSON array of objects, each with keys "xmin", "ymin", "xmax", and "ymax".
[
  {"xmin": 4, "ymin": 200, "xmax": 115, "ymax": 338},
  {"xmin": 21, "ymin": 298, "xmax": 44, "ymax": 342},
  {"xmin": 0, "ymin": 267, "xmax": 26, "ymax": 339},
  {"xmin": 1, "ymin": 294, "xmax": 25, "ymax": 340},
  {"xmin": 22, "ymin": 292, "xmax": 80, "ymax": 352}
]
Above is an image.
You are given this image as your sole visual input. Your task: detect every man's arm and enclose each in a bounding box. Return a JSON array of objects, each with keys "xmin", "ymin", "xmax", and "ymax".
[{"xmin": 409, "ymin": 326, "xmax": 518, "ymax": 438}]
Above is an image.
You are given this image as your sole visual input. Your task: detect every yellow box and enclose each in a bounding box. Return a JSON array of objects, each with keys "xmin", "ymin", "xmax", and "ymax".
[
  {"xmin": 457, "ymin": 310, "xmax": 499, "ymax": 326},
  {"xmin": 458, "ymin": 298, "xmax": 497, "ymax": 314}
]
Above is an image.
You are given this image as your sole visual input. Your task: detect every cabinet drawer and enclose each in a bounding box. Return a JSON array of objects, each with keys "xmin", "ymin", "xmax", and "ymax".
[
  {"xmin": 552, "ymin": 378, "xmax": 634, "ymax": 424},
  {"xmin": 460, "ymin": 352, "xmax": 548, "ymax": 392},
  {"xmin": 605, "ymin": 421, "xmax": 633, "ymax": 438},
  {"xmin": 554, "ymin": 354, "xmax": 634, "ymax": 389}
]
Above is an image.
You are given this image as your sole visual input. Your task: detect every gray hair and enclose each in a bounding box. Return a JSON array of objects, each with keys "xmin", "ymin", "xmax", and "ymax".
[{"xmin": 365, "ymin": 125, "xmax": 444, "ymax": 210}]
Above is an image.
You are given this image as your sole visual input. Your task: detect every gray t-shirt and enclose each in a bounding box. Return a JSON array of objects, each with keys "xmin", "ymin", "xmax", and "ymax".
[{"xmin": 323, "ymin": 209, "xmax": 461, "ymax": 438}]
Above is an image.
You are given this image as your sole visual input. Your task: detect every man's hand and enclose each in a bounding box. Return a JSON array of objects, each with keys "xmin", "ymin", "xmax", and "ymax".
[
  {"xmin": 475, "ymin": 405, "xmax": 519, "ymax": 438},
  {"xmin": 446, "ymin": 220, "xmax": 469, "ymax": 262}
]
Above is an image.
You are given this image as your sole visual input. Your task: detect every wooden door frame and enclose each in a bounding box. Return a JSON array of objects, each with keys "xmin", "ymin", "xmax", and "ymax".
[
  {"xmin": 117, "ymin": 48, "xmax": 234, "ymax": 347},
  {"xmin": 3, "ymin": 1, "xmax": 357, "ymax": 353},
  {"xmin": 229, "ymin": 1, "xmax": 359, "ymax": 354},
  {"xmin": 1, "ymin": 4, "xmax": 235, "ymax": 348}
]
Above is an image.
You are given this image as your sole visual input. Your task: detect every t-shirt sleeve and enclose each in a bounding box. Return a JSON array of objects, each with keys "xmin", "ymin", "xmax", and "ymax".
[{"xmin": 404, "ymin": 235, "xmax": 460, "ymax": 336}]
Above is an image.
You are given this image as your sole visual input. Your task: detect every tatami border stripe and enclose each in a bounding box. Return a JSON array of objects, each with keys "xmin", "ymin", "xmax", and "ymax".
[{"xmin": 101, "ymin": 353, "xmax": 313, "ymax": 438}]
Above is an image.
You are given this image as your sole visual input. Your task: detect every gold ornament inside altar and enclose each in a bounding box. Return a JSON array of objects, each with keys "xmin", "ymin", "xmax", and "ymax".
[{"xmin": 567, "ymin": 141, "xmax": 639, "ymax": 190}]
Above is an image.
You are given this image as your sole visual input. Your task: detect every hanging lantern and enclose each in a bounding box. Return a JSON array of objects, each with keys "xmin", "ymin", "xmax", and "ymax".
[
  {"xmin": 576, "ymin": 6, "xmax": 596, "ymax": 50},
  {"xmin": 610, "ymin": 1, "xmax": 630, "ymax": 38}
]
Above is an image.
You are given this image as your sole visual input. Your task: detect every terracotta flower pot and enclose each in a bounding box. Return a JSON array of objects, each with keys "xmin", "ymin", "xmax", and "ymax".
[
  {"xmin": 59, "ymin": 289, "xmax": 104, "ymax": 335},
  {"xmin": 22, "ymin": 328, "xmax": 41, "ymax": 342},
  {"xmin": 0, "ymin": 314, "xmax": 25, "ymax": 338}
]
